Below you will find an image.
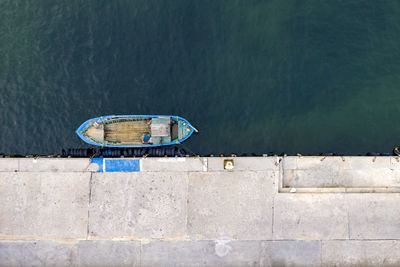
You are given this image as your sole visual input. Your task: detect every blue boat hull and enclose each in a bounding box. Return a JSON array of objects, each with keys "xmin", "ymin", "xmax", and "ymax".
[{"xmin": 76, "ymin": 115, "xmax": 196, "ymax": 147}]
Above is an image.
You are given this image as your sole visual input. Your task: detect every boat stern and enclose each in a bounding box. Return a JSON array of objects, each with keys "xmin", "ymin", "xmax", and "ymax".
[{"xmin": 76, "ymin": 117, "xmax": 105, "ymax": 146}]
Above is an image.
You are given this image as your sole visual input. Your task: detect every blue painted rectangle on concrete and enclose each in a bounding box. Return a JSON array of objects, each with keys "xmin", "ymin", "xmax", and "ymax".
[
  {"xmin": 91, "ymin": 158, "xmax": 141, "ymax": 172},
  {"xmin": 105, "ymin": 159, "xmax": 140, "ymax": 172}
]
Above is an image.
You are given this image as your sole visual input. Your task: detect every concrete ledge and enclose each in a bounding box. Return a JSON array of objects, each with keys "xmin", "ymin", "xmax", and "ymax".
[
  {"xmin": 288, "ymin": 156, "xmax": 391, "ymax": 170},
  {"xmin": 283, "ymin": 169, "xmax": 398, "ymax": 188},
  {"xmin": 0, "ymin": 240, "xmax": 76, "ymax": 267},
  {"xmin": 261, "ymin": 240, "xmax": 321, "ymax": 267},
  {"xmin": 2, "ymin": 240, "xmax": 400, "ymax": 266},
  {"xmin": 322, "ymin": 240, "xmax": 400, "ymax": 266},
  {"xmin": 0, "ymin": 159, "xmax": 19, "ymax": 172},
  {"xmin": 0, "ymin": 240, "xmax": 140, "ymax": 267},
  {"xmin": 207, "ymin": 157, "xmax": 279, "ymax": 171},
  {"xmin": 141, "ymin": 157, "xmax": 206, "ymax": 172},
  {"xmin": 279, "ymin": 187, "xmax": 400, "ymax": 193},
  {"xmin": 76, "ymin": 240, "xmax": 140, "ymax": 266},
  {"xmin": 142, "ymin": 240, "xmax": 261, "ymax": 267},
  {"xmin": 282, "ymin": 156, "xmax": 400, "ymax": 193},
  {"xmin": 18, "ymin": 158, "xmax": 96, "ymax": 172}
]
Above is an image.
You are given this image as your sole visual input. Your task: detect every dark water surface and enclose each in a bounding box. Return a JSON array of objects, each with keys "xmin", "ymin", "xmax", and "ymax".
[{"xmin": 1, "ymin": 0, "xmax": 400, "ymax": 155}]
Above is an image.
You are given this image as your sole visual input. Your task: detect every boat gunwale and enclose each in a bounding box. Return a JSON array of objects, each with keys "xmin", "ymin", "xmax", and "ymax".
[{"xmin": 76, "ymin": 115, "xmax": 195, "ymax": 147}]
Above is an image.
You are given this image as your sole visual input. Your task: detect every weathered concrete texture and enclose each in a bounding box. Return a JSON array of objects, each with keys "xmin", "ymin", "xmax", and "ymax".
[
  {"xmin": 260, "ymin": 241, "xmax": 321, "ymax": 267},
  {"xmin": 89, "ymin": 172, "xmax": 188, "ymax": 239},
  {"xmin": 0, "ymin": 241, "xmax": 76, "ymax": 267},
  {"xmin": 347, "ymin": 194, "xmax": 400, "ymax": 239},
  {"xmin": 282, "ymin": 156, "xmax": 400, "ymax": 191},
  {"xmin": 3, "ymin": 156, "xmax": 400, "ymax": 266},
  {"xmin": 0, "ymin": 159, "xmax": 19, "ymax": 172},
  {"xmin": 283, "ymin": 168, "xmax": 398, "ymax": 188},
  {"xmin": 390, "ymin": 157, "xmax": 400, "ymax": 169},
  {"xmin": 76, "ymin": 240, "xmax": 140, "ymax": 266},
  {"xmin": 3, "ymin": 240, "xmax": 400, "ymax": 266},
  {"xmin": 141, "ymin": 157, "xmax": 205, "ymax": 172},
  {"xmin": 291, "ymin": 156, "xmax": 391, "ymax": 170},
  {"xmin": 141, "ymin": 240, "xmax": 261, "ymax": 267},
  {"xmin": 0, "ymin": 240, "xmax": 140, "ymax": 267},
  {"xmin": 322, "ymin": 240, "xmax": 400, "ymax": 267},
  {"xmin": 273, "ymin": 194, "xmax": 348, "ymax": 240},
  {"xmin": 207, "ymin": 157, "xmax": 279, "ymax": 171},
  {"xmin": 17, "ymin": 158, "xmax": 96, "ymax": 172},
  {"xmin": 273, "ymin": 193, "xmax": 400, "ymax": 241},
  {"xmin": 188, "ymin": 171, "xmax": 275, "ymax": 240},
  {"xmin": 0, "ymin": 172, "xmax": 90, "ymax": 239}
]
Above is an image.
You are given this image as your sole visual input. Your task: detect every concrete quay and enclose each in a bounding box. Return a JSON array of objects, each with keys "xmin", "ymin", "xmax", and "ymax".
[{"xmin": 1, "ymin": 156, "xmax": 400, "ymax": 266}]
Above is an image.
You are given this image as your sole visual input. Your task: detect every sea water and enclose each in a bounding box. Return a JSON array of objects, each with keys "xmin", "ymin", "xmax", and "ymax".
[{"xmin": 1, "ymin": 0, "xmax": 400, "ymax": 155}]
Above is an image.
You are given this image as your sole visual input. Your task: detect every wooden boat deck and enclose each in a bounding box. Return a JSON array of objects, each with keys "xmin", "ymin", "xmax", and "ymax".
[
  {"xmin": 86, "ymin": 126, "xmax": 104, "ymax": 143},
  {"xmin": 104, "ymin": 120, "xmax": 150, "ymax": 145}
]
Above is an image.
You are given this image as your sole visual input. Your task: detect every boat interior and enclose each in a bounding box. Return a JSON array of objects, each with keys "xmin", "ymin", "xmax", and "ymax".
[{"xmin": 81, "ymin": 116, "xmax": 189, "ymax": 146}]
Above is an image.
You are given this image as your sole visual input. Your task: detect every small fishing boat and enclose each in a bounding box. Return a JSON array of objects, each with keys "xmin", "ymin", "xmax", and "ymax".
[{"xmin": 76, "ymin": 115, "xmax": 197, "ymax": 147}]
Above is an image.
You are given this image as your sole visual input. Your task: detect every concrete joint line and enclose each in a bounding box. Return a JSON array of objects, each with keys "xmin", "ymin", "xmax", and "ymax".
[
  {"xmin": 279, "ymin": 187, "xmax": 400, "ymax": 193},
  {"xmin": 185, "ymin": 172, "xmax": 189, "ymax": 240},
  {"xmin": 86, "ymin": 172, "xmax": 93, "ymax": 240},
  {"xmin": 271, "ymin": 196, "xmax": 275, "ymax": 238},
  {"xmin": 346, "ymin": 197, "xmax": 351, "ymax": 240}
]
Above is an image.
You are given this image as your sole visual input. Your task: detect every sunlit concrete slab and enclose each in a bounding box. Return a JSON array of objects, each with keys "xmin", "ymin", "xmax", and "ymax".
[
  {"xmin": 283, "ymin": 168, "xmax": 397, "ymax": 188},
  {"xmin": 0, "ymin": 159, "xmax": 19, "ymax": 172},
  {"xmin": 207, "ymin": 157, "xmax": 279, "ymax": 171},
  {"xmin": 322, "ymin": 240, "xmax": 400, "ymax": 266},
  {"xmin": 295, "ymin": 156, "xmax": 349, "ymax": 170},
  {"xmin": 282, "ymin": 156, "xmax": 399, "ymax": 191},
  {"xmin": 293, "ymin": 156, "xmax": 390, "ymax": 170},
  {"xmin": 141, "ymin": 240, "xmax": 261, "ymax": 267},
  {"xmin": 390, "ymin": 156, "xmax": 400, "ymax": 169},
  {"xmin": 337, "ymin": 169, "xmax": 397, "ymax": 187},
  {"xmin": 18, "ymin": 158, "xmax": 96, "ymax": 172},
  {"xmin": 273, "ymin": 194, "xmax": 348, "ymax": 240},
  {"xmin": 88, "ymin": 172, "xmax": 188, "ymax": 239},
  {"xmin": 283, "ymin": 169, "xmax": 340, "ymax": 188},
  {"xmin": 282, "ymin": 156, "xmax": 297, "ymax": 169},
  {"xmin": 187, "ymin": 171, "xmax": 274, "ymax": 240},
  {"xmin": 345, "ymin": 156, "xmax": 391, "ymax": 169},
  {"xmin": 141, "ymin": 157, "xmax": 205, "ymax": 172},
  {"xmin": 260, "ymin": 241, "xmax": 321, "ymax": 267},
  {"xmin": 347, "ymin": 194, "xmax": 400, "ymax": 239},
  {"xmin": 0, "ymin": 172, "xmax": 90, "ymax": 239}
]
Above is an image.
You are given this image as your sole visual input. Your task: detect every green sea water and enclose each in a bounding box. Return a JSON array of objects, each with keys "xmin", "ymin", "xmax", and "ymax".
[{"xmin": 1, "ymin": 0, "xmax": 400, "ymax": 155}]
